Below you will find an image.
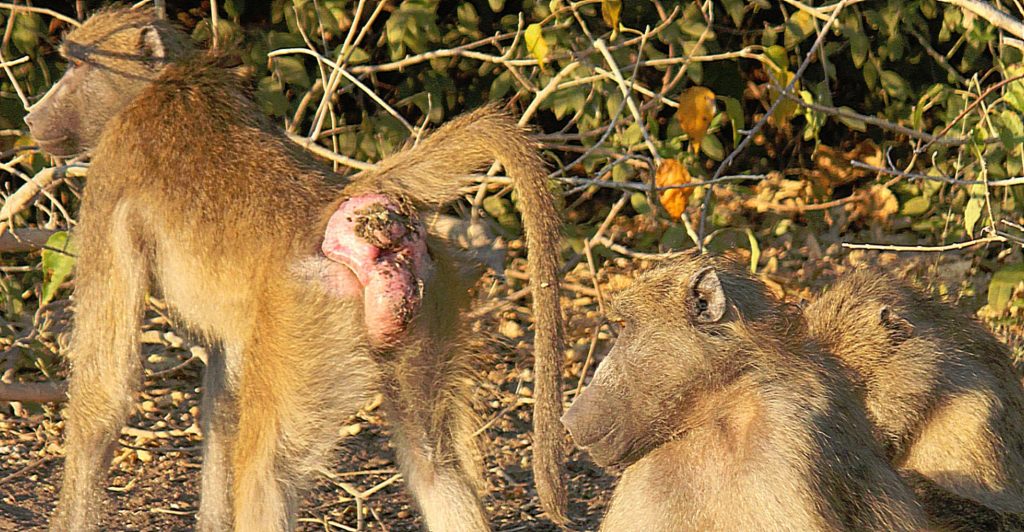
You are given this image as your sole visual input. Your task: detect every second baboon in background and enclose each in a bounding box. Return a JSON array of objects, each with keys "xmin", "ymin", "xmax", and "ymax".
[
  {"xmin": 561, "ymin": 253, "xmax": 928, "ymax": 531},
  {"xmin": 806, "ymin": 268, "xmax": 1024, "ymax": 524}
]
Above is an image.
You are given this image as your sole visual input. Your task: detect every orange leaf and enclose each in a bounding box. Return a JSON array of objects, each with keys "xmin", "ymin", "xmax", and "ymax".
[
  {"xmin": 655, "ymin": 159, "xmax": 693, "ymax": 219},
  {"xmin": 676, "ymin": 86, "xmax": 716, "ymax": 154}
]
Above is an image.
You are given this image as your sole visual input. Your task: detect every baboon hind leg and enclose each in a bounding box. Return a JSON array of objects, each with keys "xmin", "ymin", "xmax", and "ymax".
[
  {"xmin": 197, "ymin": 345, "xmax": 238, "ymax": 532},
  {"xmin": 386, "ymin": 346, "xmax": 488, "ymax": 532},
  {"xmin": 230, "ymin": 297, "xmax": 378, "ymax": 532}
]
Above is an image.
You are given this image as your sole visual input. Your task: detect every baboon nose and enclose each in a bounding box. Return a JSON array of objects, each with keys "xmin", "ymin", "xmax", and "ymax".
[{"xmin": 561, "ymin": 394, "xmax": 608, "ymax": 447}]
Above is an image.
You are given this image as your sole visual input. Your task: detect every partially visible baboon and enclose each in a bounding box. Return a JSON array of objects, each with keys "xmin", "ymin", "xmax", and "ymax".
[
  {"xmin": 561, "ymin": 253, "xmax": 929, "ymax": 531},
  {"xmin": 806, "ymin": 268, "xmax": 1024, "ymax": 526},
  {"xmin": 25, "ymin": 7, "xmax": 567, "ymax": 531}
]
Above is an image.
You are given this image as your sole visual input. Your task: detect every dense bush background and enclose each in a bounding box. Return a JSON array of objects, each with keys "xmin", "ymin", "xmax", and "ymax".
[{"xmin": 0, "ymin": 0, "xmax": 1022, "ymax": 527}]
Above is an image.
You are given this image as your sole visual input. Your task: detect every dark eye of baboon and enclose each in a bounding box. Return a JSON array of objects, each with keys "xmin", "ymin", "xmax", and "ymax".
[{"xmin": 607, "ymin": 318, "xmax": 625, "ymax": 335}]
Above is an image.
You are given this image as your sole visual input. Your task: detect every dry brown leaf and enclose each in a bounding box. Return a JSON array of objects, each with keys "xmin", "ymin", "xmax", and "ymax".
[
  {"xmin": 655, "ymin": 159, "xmax": 693, "ymax": 219},
  {"xmin": 847, "ymin": 185, "xmax": 898, "ymax": 222},
  {"xmin": 676, "ymin": 86, "xmax": 716, "ymax": 153},
  {"xmin": 811, "ymin": 139, "xmax": 882, "ymax": 190}
]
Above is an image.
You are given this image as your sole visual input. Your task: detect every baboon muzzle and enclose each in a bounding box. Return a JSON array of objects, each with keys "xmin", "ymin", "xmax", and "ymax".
[{"xmin": 561, "ymin": 384, "xmax": 634, "ymax": 467}]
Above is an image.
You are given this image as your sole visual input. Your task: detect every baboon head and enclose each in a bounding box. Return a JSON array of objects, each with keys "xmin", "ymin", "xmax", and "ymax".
[
  {"xmin": 24, "ymin": 8, "xmax": 193, "ymax": 157},
  {"xmin": 805, "ymin": 269, "xmax": 919, "ymax": 360},
  {"xmin": 561, "ymin": 253, "xmax": 799, "ymax": 467}
]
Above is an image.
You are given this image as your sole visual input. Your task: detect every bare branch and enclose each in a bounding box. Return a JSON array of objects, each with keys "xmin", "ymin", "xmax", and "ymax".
[
  {"xmin": 0, "ymin": 381, "xmax": 68, "ymax": 403},
  {"xmin": 938, "ymin": 0, "xmax": 1024, "ymax": 40}
]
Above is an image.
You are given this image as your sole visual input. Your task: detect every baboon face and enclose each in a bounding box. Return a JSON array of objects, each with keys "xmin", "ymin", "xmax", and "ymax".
[
  {"xmin": 25, "ymin": 11, "xmax": 188, "ymax": 156},
  {"xmin": 562, "ymin": 256, "xmax": 781, "ymax": 467}
]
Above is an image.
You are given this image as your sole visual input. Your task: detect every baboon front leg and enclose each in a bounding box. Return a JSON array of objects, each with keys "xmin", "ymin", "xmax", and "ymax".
[
  {"xmin": 197, "ymin": 345, "xmax": 238, "ymax": 531},
  {"xmin": 385, "ymin": 353, "xmax": 489, "ymax": 532},
  {"xmin": 51, "ymin": 209, "xmax": 148, "ymax": 532}
]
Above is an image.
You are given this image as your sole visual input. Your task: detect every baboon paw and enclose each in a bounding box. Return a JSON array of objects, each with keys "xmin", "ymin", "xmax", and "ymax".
[{"xmin": 322, "ymin": 194, "xmax": 432, "ymax": 345}]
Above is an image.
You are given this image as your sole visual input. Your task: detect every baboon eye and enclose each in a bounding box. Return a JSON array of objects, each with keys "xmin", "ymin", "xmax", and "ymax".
[{"xmin": 607, "ymin": 318, "xmax": 626, "ymax": 335}]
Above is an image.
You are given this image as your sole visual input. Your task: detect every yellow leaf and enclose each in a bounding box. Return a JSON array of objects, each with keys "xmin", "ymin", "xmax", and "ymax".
[
  {"xmin": 768, "ymin": 70, "xmax": 800, "ymax": 124},
  {"xmin": 525, "ymin": 23, "xmax": 548, "ymax": 65},
  {"xmin": 676, "ymin": 86, "xmax": 716, "ymax": 154},
  {"xmin": 655, "ymin": 159, "xmax": 693, "ymax": 219},
  {"xmin": 602, "ymin": 0, "xmax": 622, "ymax": 39}
]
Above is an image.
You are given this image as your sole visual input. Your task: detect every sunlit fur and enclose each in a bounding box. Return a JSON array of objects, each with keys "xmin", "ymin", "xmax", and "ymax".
[
  {"xmin": 40, "ymin": 7, "xmax": 567, "ymax": 532},
  {"xmin": 575, "ymin": 253, "xmax": 927, "ymax": 531},
  {"xmin": 807, "ymin": 268, "xmax": 1024, "ymax": 527}
]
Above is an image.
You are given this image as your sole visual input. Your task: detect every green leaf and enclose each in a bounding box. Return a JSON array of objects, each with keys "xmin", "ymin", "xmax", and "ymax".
[
  {"xmin": 267, "ymin": 31, "xmax": 305, "ymax": 51},
  {"xmin": 661, "ymin": 225, "xmax": 688, "ymax": 249},
  {"xmin": 489, "ymin": 70, "xmax": 514, "ymax": 100},
  {"xmin": 836, "ymin": 106, "xmax": 867, "ymax": 131},
  {"xmin": 224, "ymin": 0, "xmax": 246, "ymax": 19},
  {"xmin": 457, "ymin": 3, "xmax": 480, "ymax": 33},
  {"xmin": 41, "ymin": 231, "xmax": 77, "ymax": 306},
  {"xmin": 483, "ymin": 195, "xmax": 522, "ymax": 234},
  {"xmin": 765, "ymin": 45, "xmax": 788, "ymax": 72},
  {"xmin": 800, "ymin": 90, "xmax": 824, "ymax": 141},
  {"xmin": 783, "ymin": 10, "xmax": 816, "ymax": 49},
  {"xmin": 863, "ymin": 61, "xmax": 878, "ymax": 90},
  {"xmin": 700, "ymin": 133, "xmax": 724, "ymax": 161},
  {"xmin": 12, "ymin": 12, "xmax": 43, "ymax": 57},
  {"xmin": 880, "ymin": 70, "xmax": 910, "ymax": 99},
  {"xmin": 611, "ymin": 163, "xmax": 635, "ymax": 182},
  {"xmin": 621, "ymin": 122, "xmax": 643, "ymax": 146},
  {"xmin": 721, "ymin": 95, "xmax": 744, "ymax": 145},
  {"xmin": 271, "ymin": 56, "xmax": 311, "ymax": 88},
  {"xmin": 846, "ymin": 27, "xmax": 869, "ymax": 67},
  {"xmin": 491, "ymin": 0, "xmax": 506, "ymax": 11},
  {"xmin": 256, "ymin": 76, "xmax": 288, "ymax": 117},
  {"xmin": 721, "ymin": 0, "xmax": 746, "ymax": 27},
  {"xmin": 988, "ymin": 264, "xmax": 1024, "ymax": 312},
  {"xmin": 900, "ymin": 196, "xmax": 931, "ymax": 216},
  {"xmin": 963, "ymin": 183, "xmax": 986, "ymax": 237},
  {"xmin": 630, "ymin": 192, "xmax": 651, "ymax": 214}
]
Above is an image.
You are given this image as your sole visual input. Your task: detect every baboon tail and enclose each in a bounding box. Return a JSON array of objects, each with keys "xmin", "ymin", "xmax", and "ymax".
[{"xmin": 348, "ymin": 105, "xmax": 570, "ymax": 524}]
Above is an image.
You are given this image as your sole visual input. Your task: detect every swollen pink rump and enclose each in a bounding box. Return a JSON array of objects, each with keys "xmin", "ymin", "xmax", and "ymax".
[{"xmin": 321, "ymin": 194, "xmax": 431, "ymax": 345}]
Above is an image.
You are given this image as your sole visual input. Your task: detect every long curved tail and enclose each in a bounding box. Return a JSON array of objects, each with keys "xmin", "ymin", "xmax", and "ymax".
[{"xmin": 347, "ymin": 105, "xmax": 570, "ymax": 524}]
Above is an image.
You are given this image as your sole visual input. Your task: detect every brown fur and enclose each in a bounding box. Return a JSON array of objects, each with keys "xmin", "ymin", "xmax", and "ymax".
[
  {"xmin": 564, "ymin": 253, "xmax": 928, "ymax": 531},
  {"xmin": 806, "ymin": 268, "xmax": 1024, "ymax": 528},
  {"xmin": 29, "ymin": 7, "xmax": 567, "ymax": 531}
]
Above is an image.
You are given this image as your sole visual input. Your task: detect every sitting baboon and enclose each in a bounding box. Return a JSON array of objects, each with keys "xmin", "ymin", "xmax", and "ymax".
[
  {"xmin": 561, "ymin": 253, "xmax": 929, "ymax": 531},
  {"xmin": 25, "ymin": 7, "xmax": 567, "ymax": 531},
  {"xmin": 806, "ymin": 268, "xmax": 1024, "ymax": 526}
]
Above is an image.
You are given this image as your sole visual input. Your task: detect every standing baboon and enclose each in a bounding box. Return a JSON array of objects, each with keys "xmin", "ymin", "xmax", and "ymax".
[
  {"xmin": 806, "ymin": 268, "xmax": 1024, "ymax": 526},
  {"xmin": 24, "ymin": 7, "xmax": 568, "ymax": 531},
  {"xmin": 561, "ymin": 253, "xmax": 929, "ymax": 531}
]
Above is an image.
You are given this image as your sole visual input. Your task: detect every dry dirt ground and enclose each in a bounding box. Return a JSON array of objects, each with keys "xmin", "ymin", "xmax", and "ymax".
[
  {"xmin": 0, "ymin": 341, "xmax": 619, "ymax": 532},
  {"xmin": 0, "ymin": 260, "xmax": 622, "ymax": 532},
  {"xmin": 1, "ymin": 249, "xmax": 1021, "ymax": 531}
]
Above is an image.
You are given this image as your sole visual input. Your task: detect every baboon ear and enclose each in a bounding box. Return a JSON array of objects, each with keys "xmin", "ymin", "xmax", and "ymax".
[
  {"xmin": 139, "ymin": 26, "xmax": 167, "ymax": 63},
  {"xmin": 689, "ymin": 266, "xmax": 726, "ymax": 324},
  {"xmin": 879, "ymin": 306, "xmax": 913, "ymax": 344}
]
